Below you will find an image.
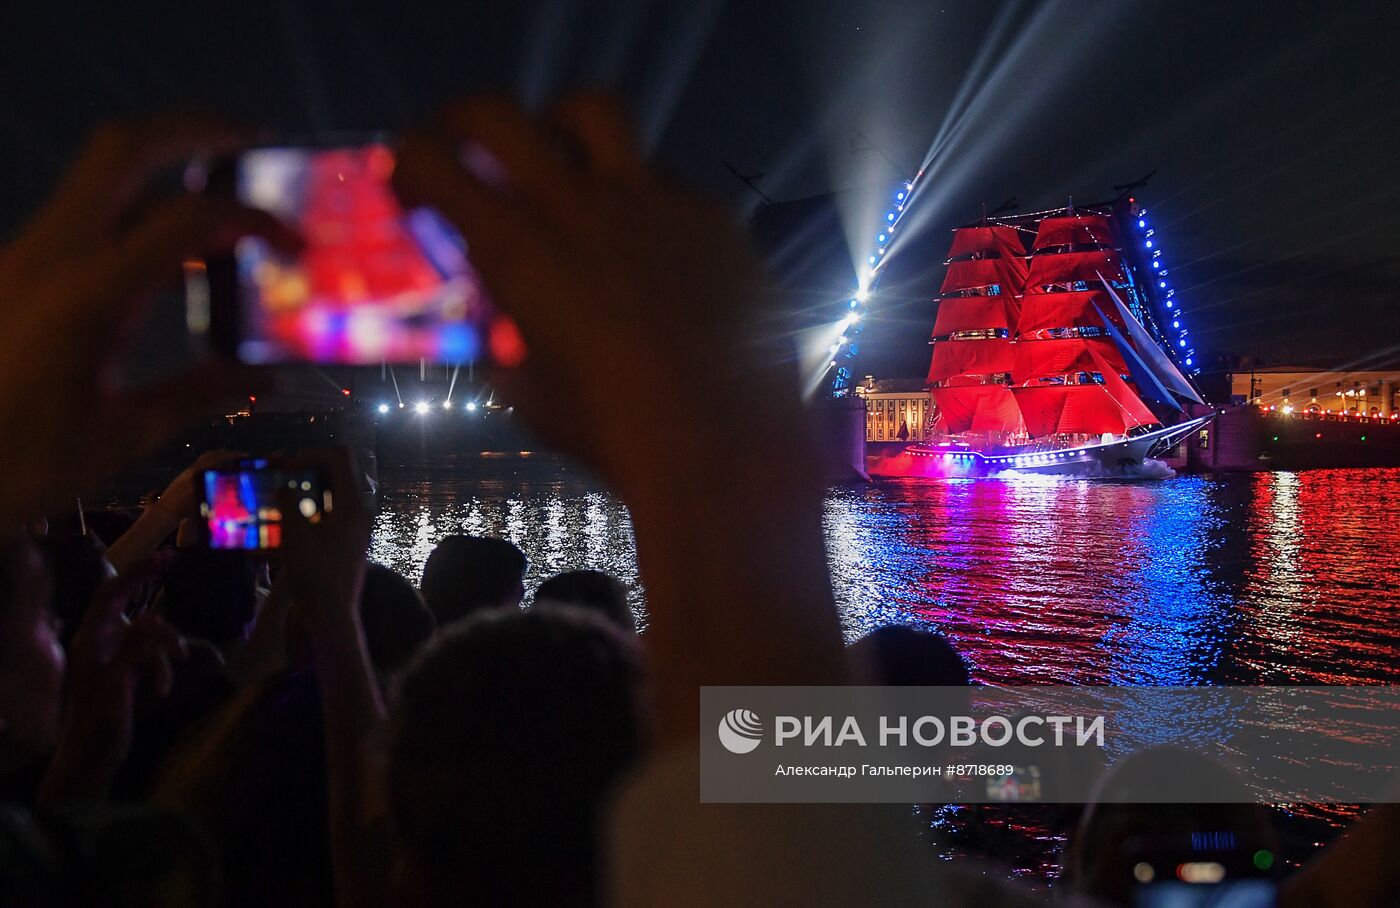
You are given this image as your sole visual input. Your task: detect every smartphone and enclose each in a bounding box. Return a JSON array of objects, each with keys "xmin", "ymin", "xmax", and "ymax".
[
  {"xmin": 1134, "ymin": 879, "xmax": 1276, "ymax": 908},
  {"xmin": 985, "ymin": 765, "xmax": 1041, "ymax": 802},
  {"xmin": 198, "ymin": 459, "xmax": 329, "ymax": 550},
  {"xmin": 198, "ymin": 141, "xmax": 515, "ymax": 365},
  {"xmin": 1129, "ymin": 836, "xmax": 1277, "ymax": 908}
]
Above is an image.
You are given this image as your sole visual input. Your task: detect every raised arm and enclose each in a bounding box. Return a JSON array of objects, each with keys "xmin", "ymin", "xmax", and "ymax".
[
  {"xmin": 394, "ymin": 95, "xmax": 847, "ymax": 746},
  {"xmin": 0, "ymin": 119, "xmax": 295, "ymax": 529},
  {"xmin": 105, "ymin": 449, "xmax": 243, "ymax": 574},
  {"xmin": 277, "ymin": 449, "xmax": 388, "ymax": 908}
]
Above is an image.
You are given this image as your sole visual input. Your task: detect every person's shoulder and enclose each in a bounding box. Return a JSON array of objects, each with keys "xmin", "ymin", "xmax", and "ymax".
[{"xmin": 605, "ymin": 746, "xmax": 1055, "ymax": 907}]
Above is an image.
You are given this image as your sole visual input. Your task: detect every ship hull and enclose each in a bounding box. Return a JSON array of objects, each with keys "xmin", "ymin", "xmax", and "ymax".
[{"xmin": 903, "ymin": 413, "xmax": 1216, "ymax": 478}]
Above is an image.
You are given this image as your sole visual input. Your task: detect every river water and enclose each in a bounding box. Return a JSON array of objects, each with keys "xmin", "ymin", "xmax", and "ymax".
[
  {"xmin": 370, "ymin": 458, "xmax": 1400, "ymax": 688},
  {"xmin": 368, "ymin": 457, "xmax": 1400, "ymax": 882}
]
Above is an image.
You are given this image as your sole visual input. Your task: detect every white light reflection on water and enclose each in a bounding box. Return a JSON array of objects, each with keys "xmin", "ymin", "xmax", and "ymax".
[
  {"xmin": 371, "ymin": 459, "xmax": 1400, "ymax": 688},
  {"xmin": 368, "ymin": 458, "xmax": 1400, "ymax": 880},
  {"xmin": 367, "ymin": 461, "xmax": 646, "ymax": 629}
]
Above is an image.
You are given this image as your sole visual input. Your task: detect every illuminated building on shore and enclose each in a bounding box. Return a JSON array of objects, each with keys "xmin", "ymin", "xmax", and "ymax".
[
  {"xmin": 1229, "ymin": 366, "xmax": 1397, "ymax": 417},
  {"xmin": 855, "ymin": 377, "xmax": 932, "ymax": 442}
]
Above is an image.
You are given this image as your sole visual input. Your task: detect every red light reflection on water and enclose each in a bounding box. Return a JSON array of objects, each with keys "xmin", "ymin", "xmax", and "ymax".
[
  {"xmin": 825, "ymin": 469, "xmax": 1400, "ymax": 879},
  {"xmin": 825, "ymin": 468, "xmax": 1400, "ymax": 686}
]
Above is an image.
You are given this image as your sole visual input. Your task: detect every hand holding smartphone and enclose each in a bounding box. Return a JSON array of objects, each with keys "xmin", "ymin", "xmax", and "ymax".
[
  {"xmin": 198, "ymin": 458, "xmax": 329, "ymax": 550},
  {"xmin": 196, "ymin": 141, "xmax": 519, "ymax": 367}
]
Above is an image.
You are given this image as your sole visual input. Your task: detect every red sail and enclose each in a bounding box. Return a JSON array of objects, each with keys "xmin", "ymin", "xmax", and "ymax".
[
  {"xmin": 1090, "ymin": 345, "xmax": 1159, "ymax": 427},
  {"xmin": 1012, "ymin": 384, "xmax": 1148, "ymax": 437},
  {"xmin": 926, "ymin": 338, "xmax": 1014, "ymax": 383},
  {"xmin": 948, "ymin": 226, "xmax": 1028, "ymax": 262},
  {"xmin": 1032, "ymin": 214, "xmax": 1114, "ymax": 250},
  {"xmin": 941, "ymin": 258, "xmax": 1026, "ymax": 295},
  {"xmin": 933, "ymin": 384, "xmax": 1021, "ymax": 434},
  {"xmin": 1024, "ymin": 250, "xmax": 1125, "ymax": 289},
  {"xmin": 1015, "ymin": 289, "xmax": 1121, "ymax": 335},
  {"xmin": 933, "ymin": 295, "xmax": 1014, "ymax": 336},
  {"xmin": 1009, "ymin": 386, "xmax": 1069, "ymax": 437},
  {"xmin": 1013, "ymin": 337, "xmax": 1127, "ymax": 383}
]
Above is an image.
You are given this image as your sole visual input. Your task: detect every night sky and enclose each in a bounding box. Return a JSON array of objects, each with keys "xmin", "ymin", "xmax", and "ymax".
[{"xmin": 2, "ymin": 0, "xmax": 1396, "ymax": 392}]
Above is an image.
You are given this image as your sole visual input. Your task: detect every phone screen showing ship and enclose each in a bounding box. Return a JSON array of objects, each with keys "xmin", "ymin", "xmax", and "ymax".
[
  {"xmin": 199, "ymin": 461, "xmax": 328, "ymax": 550},
  {"xmin": 985, "ymin": 765, "xmax": 1042, "ymax": 802},
  {"xmin": 232, "ymin": 145, "xmax": 500, "ymax": 365}
]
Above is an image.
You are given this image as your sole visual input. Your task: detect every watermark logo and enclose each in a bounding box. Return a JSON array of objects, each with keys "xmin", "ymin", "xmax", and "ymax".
[{"xmin": 717, "ymin": 708, "xmax": 764, "ymax": 754}]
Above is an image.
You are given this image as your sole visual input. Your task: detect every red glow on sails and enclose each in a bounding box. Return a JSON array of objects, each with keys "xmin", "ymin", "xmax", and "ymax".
[
  {"xmin": 927, "ymin": 338, "xmax": 1014, "ymax": 383},
  {"xmin": 941, "ymin": 258, "xmax": 1026, "ymax": 295},
  {"xmin": 1011, "ymin": 382, "xmax": 1155, "ymax": 437},
  {"xmin": 948, "ymin": 226, "xmax": 1028, "ymax": 262},
  {"xmin": 1011, "ymin": 339, "xmax": 1158, "ymax": 437},
  {"xmin": 1095, "ymin": 349, "xmax": 1159, "ymax": 427},
  {"xmin": 933, "ymin": 383, "xmax": 1021, "ymax": 434},
  {"xmin": 1024, "ymin": 250, "xmax": 1125, "ymax": 289},
  {"xmin": 933, "ymin": 295, "xmax": 1015, "ymax": 336},
  {"xmin": 1015, "ymin": 290, "xmax": 1123, "ymax": 335},
  {"xmin": 1012, "ymin": 337, "xmax": 1127, "ymax": 383},
  {"xmin": 1032, "ymin": 214, "xmax": 1114, "ymax": 250}
]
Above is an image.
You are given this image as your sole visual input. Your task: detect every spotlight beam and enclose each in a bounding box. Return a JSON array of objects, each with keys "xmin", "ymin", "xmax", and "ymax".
[{"xmin": 445, "ymin": 363, "xmax": 460, "ymax": 406}]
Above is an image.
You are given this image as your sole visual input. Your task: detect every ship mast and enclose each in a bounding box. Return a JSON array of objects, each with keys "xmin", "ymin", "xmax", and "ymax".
[
  {"xmin": 925, "ymin": 224, "xmax": 1027, "ymax": 437},
  {"xmin": 1010, "ymin": 211, "xmax": 1159, "ymax": 438}
]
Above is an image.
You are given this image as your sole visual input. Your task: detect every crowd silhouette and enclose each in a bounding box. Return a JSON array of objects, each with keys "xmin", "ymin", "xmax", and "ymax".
[{"xmin": 1, "ymin": 95, "xmax": 1397, "ymax": 906}]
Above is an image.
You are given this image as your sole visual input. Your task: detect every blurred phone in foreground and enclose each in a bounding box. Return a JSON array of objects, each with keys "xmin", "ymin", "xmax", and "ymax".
[
  {"xmin": 198, "ymin": 459, "xmax": 329, "ymax": 550},
  {"xmin": 985, "ymin": 765, "xmax": 1041, "ymax": 802},
  {"xmin": 1130, "ymin": 835, "xmax": 1277, "ymax": 908},
  {"xmin": 1134, "ymin": 879, "xmax": 1275, "ymax": 908},
  {"xmin": 194, "ymin": 142, "xmax": 523, "ymax": 366}
]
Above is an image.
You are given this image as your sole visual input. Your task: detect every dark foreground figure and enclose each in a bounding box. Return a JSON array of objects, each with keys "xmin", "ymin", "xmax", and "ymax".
[{"xmin": 0, "ymin": 99, "xmax": 1397, "ymax": 908}]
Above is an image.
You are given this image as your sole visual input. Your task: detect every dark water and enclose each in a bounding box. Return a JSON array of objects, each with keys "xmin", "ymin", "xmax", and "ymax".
[
  {"xmin": 371, "ymin": 459, "xmax": 1400, "ymax": 688},
  {"xmin": 824, "ymin": 469, "xmax": 1400, "ymax": 687},
  {"xmin": 369, "ymin": 458, "xmax": 1400, "ymax": 881}
]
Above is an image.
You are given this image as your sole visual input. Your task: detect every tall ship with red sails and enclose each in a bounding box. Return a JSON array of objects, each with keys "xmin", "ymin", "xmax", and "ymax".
[{"xmin": 903, "ymin": 196, "xmax": 1214, "ymax": 475}]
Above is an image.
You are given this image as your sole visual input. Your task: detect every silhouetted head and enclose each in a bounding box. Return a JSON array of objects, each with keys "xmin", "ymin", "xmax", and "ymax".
[
  {"xmin": 360, "ymin": 564, "xmax": 435, "ymax": 684},
  {"xmin": 389, "ymin": 607, "xmax": 644, "ymax": 907},
  {"xmin": 418, "ymin": 535, "xmax": 527, "ymax": 626},
  {"xmin": 158, "ymin": 549, "xmax": 258, "ymax": 649},
  {"xmin": 1065, "ymin": 746, "xmax": 1278, "ymax": 906},
  {"xmin": 33, "ymin": 533, "xmax": 114, "ymax": 649},
  {"xmin": 534, "ymin": 569, "xmax": 635, "ymax": 633},
  {"xmin": 848, "ymin": 625, "xmax": 971, "ymax": 687},
  {"xmin": 0, "ymin": 541, "xmax": 62, "ymax": 769}
]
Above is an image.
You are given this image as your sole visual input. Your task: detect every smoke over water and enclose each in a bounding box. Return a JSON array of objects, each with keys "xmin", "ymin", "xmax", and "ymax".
[{"xmin": 866, "ymin": 450, "xmax": 1178, "ymax": 481}]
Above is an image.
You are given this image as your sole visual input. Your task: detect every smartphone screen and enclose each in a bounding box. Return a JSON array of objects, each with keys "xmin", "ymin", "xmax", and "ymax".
[
  {"xmin": 199, "ymin": 460, "xmax": 328, "ymax": 550},
  {"xmin": 229, "ymin": 144, "xmax": 496, "ymax": 364},
  {"xmin": 985, "ymin": 766, "xmax": 1041, "ymax": 802},
  {"xmin": 1134, "ymin": 879, "xmax": 1276, "ymax": 908}
]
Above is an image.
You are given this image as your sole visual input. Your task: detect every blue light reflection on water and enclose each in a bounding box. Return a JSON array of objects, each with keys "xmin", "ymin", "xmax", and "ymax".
[
  {"xmin": 370, "ymin": 460, "xmax": 1400, "ymax": 688},
  {"xmin": 824, "ymin": 469, "xmax": 1400, "ymax": 687},
  {"xmin": 367, "ymin": 460, "xmax": 1400, "ymax": 876}
]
